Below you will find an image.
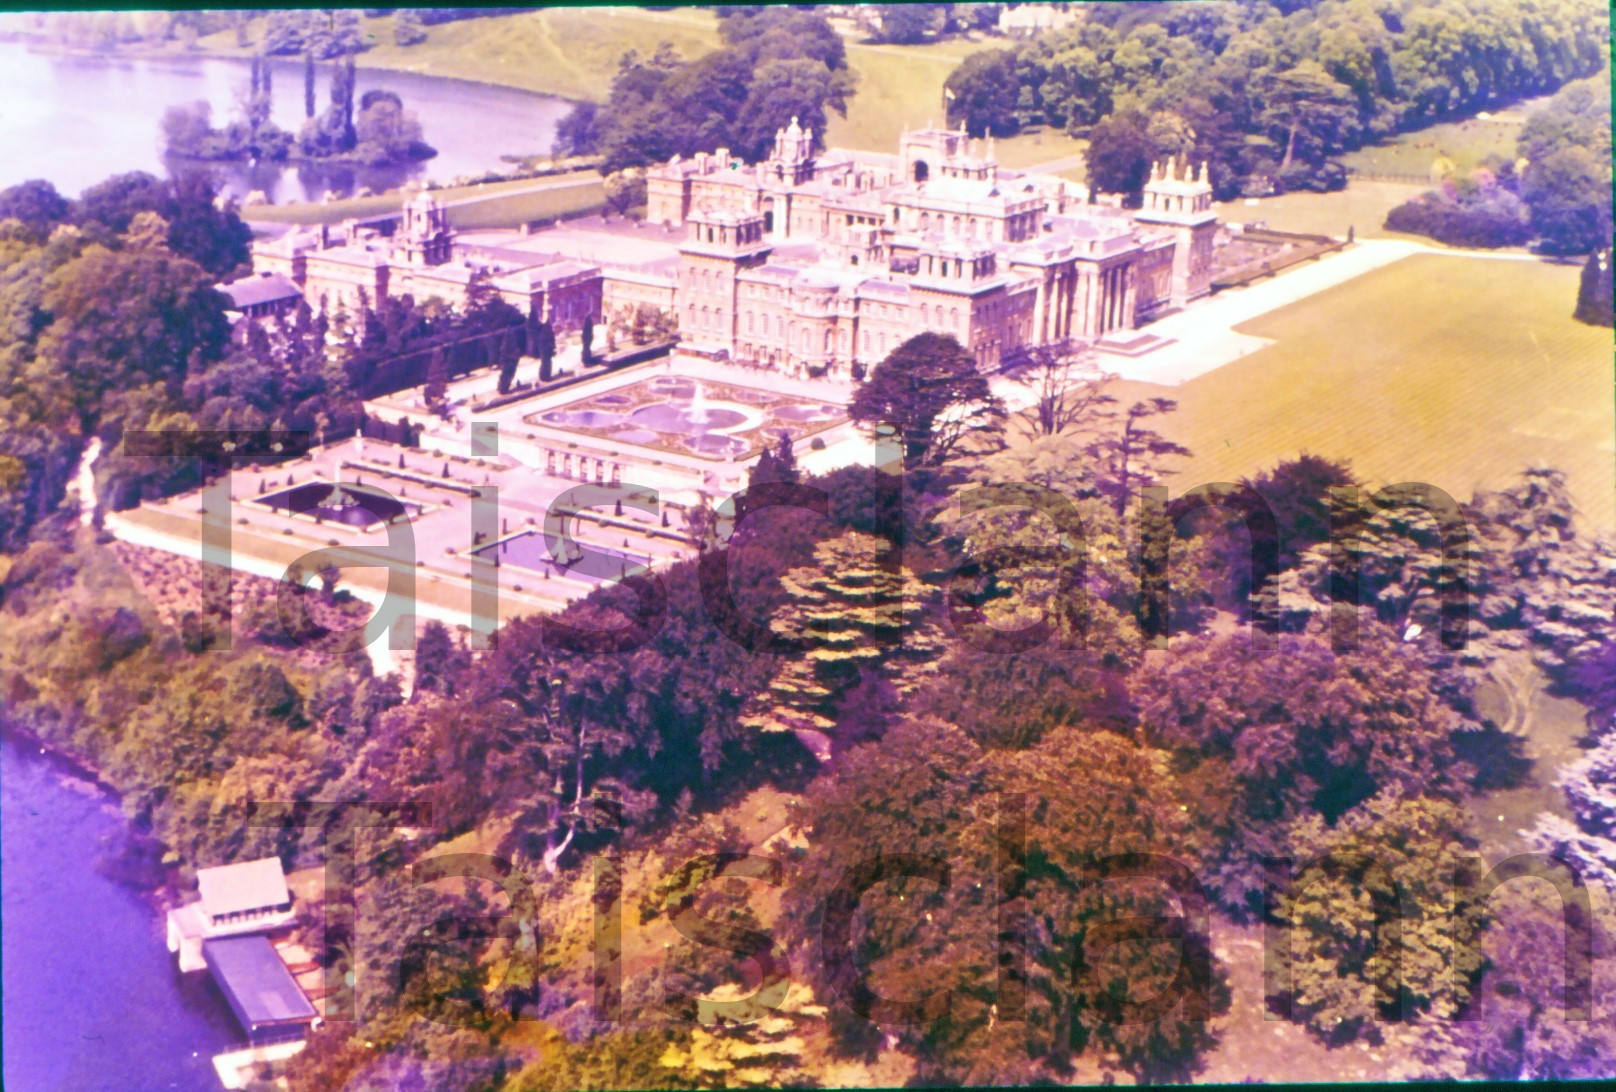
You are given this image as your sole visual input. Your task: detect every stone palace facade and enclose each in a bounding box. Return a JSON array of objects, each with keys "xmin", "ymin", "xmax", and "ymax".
[{"xmin": 239, "ymin": 120, "xmax": 1218, "ymax": 379}]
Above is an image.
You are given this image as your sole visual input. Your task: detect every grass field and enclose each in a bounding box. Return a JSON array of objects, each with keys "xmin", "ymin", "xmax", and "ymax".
[
  {"xmin": 1114, "ymin": 253, "xmax": 1615, "ymax": 532},
  {"xmin": 1339, "ymin": 96, "xmax": 1549, "ymax": 178},
  {"xmin": 445, "ymin": 177, "xmax": 605, "ymax": 230},
  {"xmin": 1216, "ymin": 179, "xmax": 1434, "ymax": 240},
  {"xmin": 245, "ymin": 171, "xmax": 604, "ymax": 226}
]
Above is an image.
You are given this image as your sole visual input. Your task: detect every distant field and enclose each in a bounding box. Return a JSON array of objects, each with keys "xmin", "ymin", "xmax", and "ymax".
[
  {"xmin": 246, "ymin": 171, "xmax": 604, "ymax": 227},
  {"xmin": 1117, "ymin": 253, "xmax": 1615, "ymax": 532},
  {"xmin": 1339, "ymin": 96, "xmax": 1549, "ymax": 178},
  {"xmin": 1215, "ymin": 180, "xmax": 1432, "ymax": 240},
  {"xmin": 445, "ymin": 177, "xmax": 605, "ymax": 230}
]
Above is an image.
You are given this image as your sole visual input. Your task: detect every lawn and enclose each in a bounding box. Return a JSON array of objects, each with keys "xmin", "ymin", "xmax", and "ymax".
[
  {"xmin": 445, "ymin": 177, "xmax": 606, "ymax": 230},
  {"xmin": 1215, "ymin": 179, "xmax": 1431, "ymax": 240},
  {"xmin": 246, "ymin": 171, "xmax": 604, "ymax": 227},
  {"xmin": 1115, "ymin": 253, "xmax": 1615, "ymax": 533},
  {"xmin": 1339, "ymin": 95, "xmax": 1550, "ymax": 178}
]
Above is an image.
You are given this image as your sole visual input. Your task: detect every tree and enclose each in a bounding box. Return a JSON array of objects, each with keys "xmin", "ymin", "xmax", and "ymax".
[
  {"xmin": 412, "ymin": 619, "xmax": 466, "ymax": 700},
  {"xmin": 552, "ymin": 101, "xmax": 602, "ymax": 158},
  {"xmin": 1257, "ymin": 61, "xmax": 1358, "ymax": 175},
  {"xmin": 0, "ymin": 179, "xmax": 69, "ymax": 241},
  {"xmin": 1273, "ymin": 793, "xmax": 1486, "ymax": 1040},
  {"xmin": 1449, "ymin": 883, "xmax": 1616, "ymax": 1080},
  {"xmin": 1083, "ymin": 396, "xmax": 1188, "ymax": 517},
  {"xmin": 160, "ymin": 101, "xmax": 217, "ymax": 159},
  {"xmin": 849, "ymin": 332, "xmax": 1006, "ymax": 471},
  {"xmin": 1574, "ymin": 247, "xmax": 1613, "ymax": 326},
  {"xmin": 1195, "ymin": 454, "xmax": 1359, "ymax": 619},
  {"xmin": 1531, "ymin": 733, "xmax": 1616, "ymax": 894},
  {"xmin": 1135, "ymin": 626, "xmax": 1474, "ymax": 913},
  {"xmin": 353, "ymin": 93, "xmax": 432, "ymax": 167},
  {"xmin": 732, "ymin": 57, "xmax": 852, "ymax": 162},
  {"xmin": 945, "ymin": 48, "xmax": 1021, "ymax": 138},
  {"xmin": 422, "ymin": 347, "xmax": 449, "ymax": 417},
  {"xmin": 1084, "ymin": 110, "xmax": 1159, "ymax": 202},
  {"xmin": 876, "ymin": 3, "xmax": 937, "ymax": 44},
  {"xmin": 780, "ymin": 716, "xmax": 1222, "ymax": 1082},
  {"xmin": 303, "ymin": 49, "xmax": 316, "ymax": 118},
  {"xmin": 602, "ymin": 168, "xmax": 647, "ymax": 217},
  {"xmin": 1523, "ymin": 146, "xmax": 1610, "ymax": 255},
  {"xmin": 35, "ymin": 244, "xmax": 230, "ymax": 430},
  {"xmin": 393, "ymin": 7, "xmax": 427, "ymax": 46},
  {"xmin": 531, "ymin": 319, "xmax": 557, "ymax": 382},
  {"xmin": 1005, "ymin": 339, "xmax": 1113, "ymax": 438},
  {"xmin": 740, "ymin": 529, "xmax": 941, "ymax": 744}
]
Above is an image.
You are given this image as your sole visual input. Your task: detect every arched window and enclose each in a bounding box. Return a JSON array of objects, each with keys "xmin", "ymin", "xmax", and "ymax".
[
  {"xmin": 700, "ymin": 305, "xmax": 709, "ymax": 330},
  {"xmin": 776, "ymin": 316, "xmax": 784, "ymax": 338},
  {"xmin": 747, "ymin": 313, "xmax": 754, "ymax": 333},
  {"xmin": 840, "ymin": 330, "xmax": 848, "ymax": 352},
  {"xmin": 825, "ymin": 329, "xmax": 833, "ymax": 352},
  {"xmin": 952, "ymin": 215, "xmax": 961, "ymax": 235},
  {"xmin": 878, "ymin": 332, "xmax": 887, "ymax": 353},
  {"xmin": 921, "ymin": 212, "xmax": 931, "ymax": 232},
  {"xmin": 951, "ymin": 307, "xmax": 960, "ymax": 327},
  {"xmin": 863, "ymin": 331, "xmax": 871, "ymax": 353},
  {"xmin": 687, "ymin": 304, "xmax": 696, "ymax": 327},
  {"xmin": 920, "ymin": 304, "xmax": 928, "ymax": 325}
]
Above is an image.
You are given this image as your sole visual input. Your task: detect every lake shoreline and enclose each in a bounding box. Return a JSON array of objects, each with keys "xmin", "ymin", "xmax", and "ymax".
[{"xmin": 4, "ymin": 34, "xmax": 591, "ymax": 109}]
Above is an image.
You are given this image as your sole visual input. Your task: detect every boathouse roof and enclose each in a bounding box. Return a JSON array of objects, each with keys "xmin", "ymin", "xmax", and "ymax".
[
  {"xmin": 197, "ymin": 856, "xmax": 290, "ymax": 918},
  {"xmin": 202, "ymin": 936, "xmax": 317, "ymax": 1032}
]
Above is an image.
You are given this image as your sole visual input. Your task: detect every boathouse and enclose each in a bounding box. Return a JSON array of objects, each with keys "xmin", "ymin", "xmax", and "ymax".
[
  {"xmin": 167, "ymin": 856, "xmax": 297, "ymax": 972},
  {"xmin": 202, "ymin": 935, "xmax": 320, "ymax": 1046}
]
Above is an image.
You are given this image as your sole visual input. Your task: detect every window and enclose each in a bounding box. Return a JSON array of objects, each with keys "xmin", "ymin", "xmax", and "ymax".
[
  {"xmin": 863, "ymin": 331, "xmax": 871, "ymax": 352},
  {"xmin": 747, "ymin": 313, "xmax": 754, "ymax": 333}
]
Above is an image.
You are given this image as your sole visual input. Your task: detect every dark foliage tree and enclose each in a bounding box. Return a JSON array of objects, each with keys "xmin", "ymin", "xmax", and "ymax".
[
  {"xmin": 1084, "ymin": 110, "xmax": 1159, "ymax": 203},
  {"xmin": 531, "ymin": 319, "xmax": 557, "ymax": 382},
  {"xmin": 875, "ymin": 3, "xmax": 938, "ymax": 44},
  {"xmin": 1191, "ymin": 454, "xmax": 1358, "ymax": 619},
  {"xmin": 1574, "ymin": 246, "xmax": 1613, "ymax": 327},
  {"xmin": 551, "ymin": 101, "xmax": 602, "ymax": 158},
  {"xmin": 1135, "ymin": 624, "xmax": 1475, "ymax": 913},
  {"xmin": 849, "ymin": 332, "xmax": 1005, "ymax": 471},
  {"xmin": 0, "ymin": 178, "xmax": 70, "ymax": 241},
  {"xmin": 75, "ymin": 171, "xmax": 251, "ymax": 277},
  {"xmin": 944, "ymin": 48, "xmax": 1022, "ymax": 138}
]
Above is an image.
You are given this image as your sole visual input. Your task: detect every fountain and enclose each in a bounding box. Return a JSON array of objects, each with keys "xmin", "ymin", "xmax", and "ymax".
[
  {"xmin": 256, "ymin": 480, "xmax": 418, "ymax": 529},
  {"xmin": 689, "ymin": 380, "xmax": 712, "ymax": 427}
]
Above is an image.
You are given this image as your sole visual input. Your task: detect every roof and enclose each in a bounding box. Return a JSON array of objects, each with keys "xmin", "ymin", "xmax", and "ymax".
[
  {"xmin": 203, "ymin": 936, "xmax": 317, "ymax": 1027},
  {"xmin": 197, "ymin": 856, "xmax": 290, "ymax": 917},
  {"xmin": 219, "ymin": 273, "xmax": 303, "ymax": 310}
]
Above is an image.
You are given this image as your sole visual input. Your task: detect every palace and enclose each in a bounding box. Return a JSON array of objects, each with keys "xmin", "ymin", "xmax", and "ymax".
[{"xmin": 240, "ymin": 121, "xmax": 1218, "ymax": 378}]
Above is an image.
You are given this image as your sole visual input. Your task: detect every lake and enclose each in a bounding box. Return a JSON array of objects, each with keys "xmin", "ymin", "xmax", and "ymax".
[
  {"xmin": 1, "ymin": 731, "xmax": 240, "ymax": 1091},
  {"xmin": 0, "ymin": 40, "xmax": 575, "ymax": 202}
]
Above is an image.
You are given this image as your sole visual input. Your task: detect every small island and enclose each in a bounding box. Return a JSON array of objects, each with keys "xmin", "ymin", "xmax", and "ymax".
[{"xmin": 160, "ymin": 52, "xmax": 436, "ymax": 170}]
